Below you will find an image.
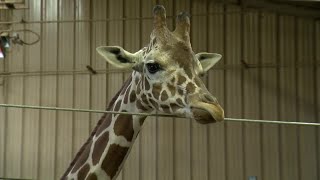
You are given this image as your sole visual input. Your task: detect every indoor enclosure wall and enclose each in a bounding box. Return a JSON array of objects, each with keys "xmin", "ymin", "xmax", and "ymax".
[{"xmin": 0, "ymin": 0, "xmax": 319, "ymax": 180}]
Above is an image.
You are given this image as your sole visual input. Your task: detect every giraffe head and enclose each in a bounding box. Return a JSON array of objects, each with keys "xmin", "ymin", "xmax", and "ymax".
[{"xmin": 97, "ymin": 5, "xmax": 224, "ymax": 124}]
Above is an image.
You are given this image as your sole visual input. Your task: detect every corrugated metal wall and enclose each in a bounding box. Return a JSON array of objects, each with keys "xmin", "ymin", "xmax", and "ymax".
[{"xmin": 0, "ymin": 0, "xmax": 319, "ymax": 180}]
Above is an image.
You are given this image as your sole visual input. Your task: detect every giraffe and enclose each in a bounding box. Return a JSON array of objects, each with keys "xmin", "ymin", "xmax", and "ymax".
[{"xmin": 61, "ymin": 5, "xmax": 224, "ymax": 180}]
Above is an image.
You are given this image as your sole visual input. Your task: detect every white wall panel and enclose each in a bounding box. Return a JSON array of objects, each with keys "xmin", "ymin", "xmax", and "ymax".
[
  {"xmin": 4, "ymin": 8, "xmax": 25, "ymax": 179},
  {"xmin": 208, "ymin": 4, "xmax": 226, "ymax": 180},
  {"xmin": 279, "ymin": 16, "xmax": 299, "ymax": 180},
  {"xmin": 243, "ymin": 11, "xmax": 262, "ymax": 179},
  {"xmin": 296, "ymin": 18, "xmax": 317, "ymax": 180},
  {"xmin": 225, "ymin": 5, "xmax": 244, "ymax": 180},
  {"xmin": 0, "ymin": 77, "xmax": 5, "ymax": 176},
  {"xmin": 22, "ymin": 76, "xmax": 40, "ymax": 178},
  {"xmin": 73, "ymin": 75, "xmax": 90, "ymax": 155},
  {"xmin": 260, "ymin": 13, "xmax": 280, "ymax": 180},
  {"xmin": 55, "ymin": 0, "xmax": 75, "ymax": 177},
  {"xmin": 21, "ymin": 1, "xmax": 41, "ymax": 178},
  {"xmin": 39, "ymin": 76, "xmax": 57, "ymax": 180},
  {"xmin": 6, "ymin": 77, "xmax": 23, "ymax": 178},
  {"xmin": 56, "ymin": 75, "xmax": 73, "ymax": 178},
  {"xmin": 37, "ymin": 0, "xmax": 58, "ymax": 179},
  {"xmin": 316, "ymin": 20, "xmax": 320, "ymax": 177},
  {"xmin": 0, "ymin": 9, "xmax": 11, "ymax": 178}
]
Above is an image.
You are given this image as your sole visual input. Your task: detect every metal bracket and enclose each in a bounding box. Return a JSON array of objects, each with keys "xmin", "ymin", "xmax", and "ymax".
[{"xmin": 86, "ymin": 65, "xmax": 97, "ymax": 74}]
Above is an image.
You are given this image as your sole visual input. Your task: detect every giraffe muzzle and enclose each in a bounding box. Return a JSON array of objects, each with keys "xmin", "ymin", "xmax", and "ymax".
[{"xmin": 190, "ymin": 101, "xmax": 224, "ymax": 124}]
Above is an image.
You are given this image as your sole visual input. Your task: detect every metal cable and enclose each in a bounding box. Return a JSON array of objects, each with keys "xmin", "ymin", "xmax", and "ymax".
[
  {"xmin": 0, "ymin": 63, "xmax": 319, "ymax": 77},
  {"xmin": 11, "ymin": 29, "xmax": 41, "ymax": 45},
  {"xmin": 0, "ymin": 103, "xmax": 175, "ymax": 117},
  {"xmin": 225, "ymin": 118, "xmax": 320, "ymax": 126},
  {"xmin": 0, "ymin": 103, "xmax": 319, "ymax": 126}
]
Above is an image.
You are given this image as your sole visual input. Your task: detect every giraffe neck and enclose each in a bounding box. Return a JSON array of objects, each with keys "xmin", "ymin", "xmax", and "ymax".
[{"xmin": 62, "ymin": 74, "xmax": 147, "ymax": 180}]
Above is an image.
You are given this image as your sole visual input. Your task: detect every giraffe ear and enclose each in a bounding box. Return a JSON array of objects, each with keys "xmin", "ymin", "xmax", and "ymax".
[
  {"xmin": 196, "ymin": 53, "xmax": 222, "ymax": 73},
  {"xmin": 96, "ymin": 46, "xmax": 141, "ymax": 69}
]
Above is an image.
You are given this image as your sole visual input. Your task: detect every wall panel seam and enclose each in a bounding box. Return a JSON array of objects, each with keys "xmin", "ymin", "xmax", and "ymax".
[
  {"xmin": 20, "ymin": 8, "xmax": 26, "ymax": 178},
  {"xmin": 258, "ymin": 10, "xmax": 264, "ymax": 180},
  {"xmin": 312, "ymin": 19, "xmax": 319, "ymax": 180},
  {"xmin": 276, "ymin": 13, "xmax": 282, "ymax": 180},
  {"xmin": 294, "ymin": 16, "xmax": 302, "ymax": 180},
  {"xmin": 240, "ymin": 5, "xmax": 246, "ymax": 180},
  {"xmin": 36, "ymin": 0, "xmax": 44, "ymax": 178},
  {"xmin": 53, "ymin": 0, "xmax": 61, "ymax": 178},
  {"xmin": 222, "ymin": 4, "xmax": 228, "ymax": 180}
]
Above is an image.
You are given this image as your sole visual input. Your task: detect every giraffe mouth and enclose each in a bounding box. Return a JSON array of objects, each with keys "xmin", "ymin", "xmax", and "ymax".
[{"xmin": 191, "ymin": 102, "xmax": 224, "ymax": 124}]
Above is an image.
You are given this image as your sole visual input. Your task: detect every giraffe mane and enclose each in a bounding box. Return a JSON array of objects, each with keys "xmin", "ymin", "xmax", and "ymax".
[{"xmin": 61, "ymin": 77, "xmax": 132, "ymax": 178}]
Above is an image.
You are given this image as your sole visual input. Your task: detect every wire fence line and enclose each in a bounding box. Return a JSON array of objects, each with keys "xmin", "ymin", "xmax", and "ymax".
[
  {"xmin": 0, "ymin": 63, "xmax": 319, "ymax": 77},
  {"xmin": 0, "ymin": 103, "xmax": 319, "ymax": 127}
]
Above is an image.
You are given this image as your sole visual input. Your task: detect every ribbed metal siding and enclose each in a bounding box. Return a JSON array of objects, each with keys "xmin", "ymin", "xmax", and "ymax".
[
  {"xmin": 0, "ymin": 0, "xmax": 319, "ymax": 180},
  {"xmin": 0, "ymin": 9, "xmax": 11, "ymax": 177}
]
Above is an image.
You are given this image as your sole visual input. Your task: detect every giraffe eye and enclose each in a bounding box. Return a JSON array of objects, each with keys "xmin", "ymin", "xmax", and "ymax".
[{"xmin": 146, "ymin": 63, "xmax": 161, "ymax": 74}]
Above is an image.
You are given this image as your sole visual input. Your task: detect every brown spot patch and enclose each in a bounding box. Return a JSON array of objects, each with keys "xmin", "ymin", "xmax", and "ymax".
[
  {"xmin": 178, "ymin": 88, "xmax": 184, "ymax": 95},
  {"xmin": 123, "ymin": 88, "xmax": 130, "ymax": 104},
  {"xmin": 136, "ymin": 100, "xmax": 148, "ymax": 111},
  {"xmin": 167, "ymin": 84, "xmax": 176, "ymax": 96},
  {"xmin": 114, "ymin": 100, "xmax": 122, "ymax": 111},
  {"xmin": 195, "ymin": 77, "xmax": 202, "ymax": 87},
  {"xmin": 185, "ymin": 69, "xmax": 193, "ymax": 79},
  {"xmin": 170, "ymin": 103, "xmax": 180, "ymax": 112},
  {"xmin": 141, "ymin": 76, "xmax": 144, "ymax": 87},
  {"xmin": 129, "ymin": 90, "xmax": 136, "ymax": 102},
  {"xmin": 160, "ymin": 90, "xmax": 168, "ymax": 101},
  {"xmin": 139, "ymin": 118, "xmax": 145, "ymax": 125},
  {"xmin": 171, "ymin": 77, "xmax": 176, "ymax": 84},
  {"xmin": 121, "ymin": 84, "xmax": 130, "ymax": 96},
  {"xmin": 145, "ymin": 78, "xmax": 150, "ymax": 90},
  {"xmin": 77, "ymin": 163, "xmax": 90, "ymax": 180},
  {"xmin": 86, "ymin": 173, "xmax": 98, "ymax": 180},
  {"xmin": 152, "ymin": 37, "xmax": 157, "ymax": 46},
  {"xmin": 141, "ymin": 94, "xmax": 149, "ymax": 105},
  {"xmin": 186, "ymin": 82, "xmax": 196, "ymax": 94},
  {"xmin": 71, "ymin": 141, "xmax": 92, "ymax": 173},
  {"xmin": 92, "ymin": 131, "xmax": 109, "ymax": 165},
  {"xmin": 102, "ymin": 144, "xmax": 129, "ymax": 179},
  {"xmin": 152, "ymin": 83, "xmax": 162, "ymax": 100},
  {"xmin": 177, "ymin": 98, "xmax": 184, "ymax": 106},
  {"xmin": 95, "ymin": 114, "xmax": 112, "ymax": 137},
  {"xmin": 137, "ymin": 83, "xmax": 141, "ymax": 94},
  {"xmin": 177, "ymin": 75, "xmax": 186, "ymax": 85},
  {"xmin": 161, "ymin": 104, "xmax": 171, "ymax": 113},
  {"xmin": 114, "ymin": 111, "xmax": 134, "ymax": 141},
  {"xmin": 149, "ymin": 98, "xmax": 159, "ymax": 109}
]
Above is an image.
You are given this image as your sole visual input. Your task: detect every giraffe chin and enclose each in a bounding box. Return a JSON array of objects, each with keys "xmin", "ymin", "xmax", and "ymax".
[
  {"xmin": 191, "ymin": 103, "xmax": 224, "ymax": 124},
  {"xmin": 192, "ymin": 108, "xmax": 216, "ymax": 124}
]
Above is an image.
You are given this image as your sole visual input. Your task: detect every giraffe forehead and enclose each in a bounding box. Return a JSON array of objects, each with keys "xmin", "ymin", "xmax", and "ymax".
[{"xmin": 145, "ymin": 39, "xmax": 196, "ymax": 68}]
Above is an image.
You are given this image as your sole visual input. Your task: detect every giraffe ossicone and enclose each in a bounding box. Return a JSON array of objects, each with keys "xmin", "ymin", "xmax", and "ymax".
[{"xmin": 61, "ymin": 5, "xmax": 224, "ymax": 180}]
